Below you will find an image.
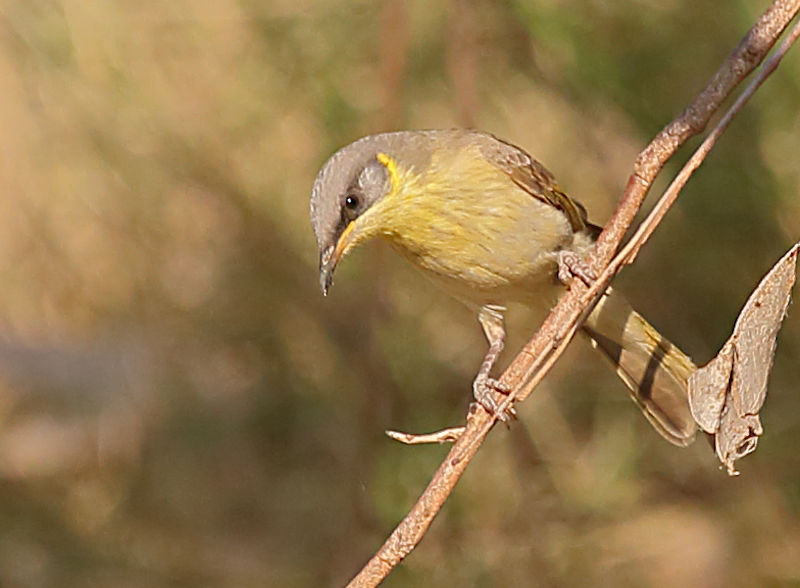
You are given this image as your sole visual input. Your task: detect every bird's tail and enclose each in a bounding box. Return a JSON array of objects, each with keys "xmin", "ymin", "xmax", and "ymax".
[{"xmin": 581, "ymin": 288, "xmax": 698, "ymax": 447}]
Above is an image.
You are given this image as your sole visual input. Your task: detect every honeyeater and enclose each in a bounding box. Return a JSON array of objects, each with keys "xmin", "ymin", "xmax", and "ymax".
[{"xmin": 310, "ymin": 129, "xmax": 697, "ymax": 446}]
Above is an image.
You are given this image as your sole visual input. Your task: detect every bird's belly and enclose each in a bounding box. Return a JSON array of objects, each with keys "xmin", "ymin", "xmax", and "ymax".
[
  {"xmin": 407, "ymin": 246, "xmax": 559, "ymax": 307},
  {"xmin": 378, "ymin": 157, "xmax": 582, "ymax": 307},
  {"xmin": 387, "ymin": 199, "xmax": 574, "ymax": 307}
]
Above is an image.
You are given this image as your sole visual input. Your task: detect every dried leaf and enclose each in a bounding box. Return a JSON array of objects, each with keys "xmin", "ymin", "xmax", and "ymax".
[
  {"xmin": 687, "ymin": 344, "xmax": 733, "ymax": 434},
  {"xmin": 689, "ymin": 242, "xmax": 799, "ymax": 475}
]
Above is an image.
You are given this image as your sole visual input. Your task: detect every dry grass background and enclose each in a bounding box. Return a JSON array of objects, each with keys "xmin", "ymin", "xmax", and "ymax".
[{"xmin": 0, "ymin": 1, "xmax": 799, "ymax": 586}]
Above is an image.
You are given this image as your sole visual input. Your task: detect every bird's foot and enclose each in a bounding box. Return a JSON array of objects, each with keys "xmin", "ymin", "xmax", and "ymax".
[
  {"xmin": 472, "ymin": 374, "xmax": 516, "ymax": 423},
  {"xmin": 557, "ymin": 250, "xmax": 597, "ymax": 287}
]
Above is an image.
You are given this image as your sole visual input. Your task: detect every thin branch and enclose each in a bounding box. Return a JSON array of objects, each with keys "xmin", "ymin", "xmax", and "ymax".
[
  {"xmin": 622, "ymin": 16, "xmax": 800, "ymax": 265},
  {"xmin": 345, "ymin": 2, "xmax": 800, "ymax": 586},
  {"xmin": 385, "ymin": 427, "xmax": 465, "ymax": 445},
  {"xmin": 508, "ymin": 7, "xmax": 800, "ymax": 409}
]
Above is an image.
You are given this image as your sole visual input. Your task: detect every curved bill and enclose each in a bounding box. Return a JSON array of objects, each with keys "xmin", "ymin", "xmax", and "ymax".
[
  {"xmin": 318, "ymin": 221, "xmax": 356, "ymax": 296},
  {"xmin": 319, "ymin": 245, "xmax": 335, "ymax": 296}
]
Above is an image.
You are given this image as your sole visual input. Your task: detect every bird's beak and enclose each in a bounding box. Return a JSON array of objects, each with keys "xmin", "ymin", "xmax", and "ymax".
[{"xmin": 319, "ymin": 221, "xmax": 356, "ymax": 296}]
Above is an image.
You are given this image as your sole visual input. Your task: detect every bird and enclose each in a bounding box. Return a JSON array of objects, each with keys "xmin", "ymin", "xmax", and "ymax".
[{"xmin": 309, "ymin": 129, "xmax": 697, "ymax": 446}]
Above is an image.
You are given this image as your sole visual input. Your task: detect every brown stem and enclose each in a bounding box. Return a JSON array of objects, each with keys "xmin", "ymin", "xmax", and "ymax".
[{"xmin": 385, "ymin": 426, "xmax": 465, "ymax": 445}]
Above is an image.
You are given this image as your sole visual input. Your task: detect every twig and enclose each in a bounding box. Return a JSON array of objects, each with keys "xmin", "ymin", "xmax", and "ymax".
[
  {"xmin": 621, "ymin": 16, "xmax": 800, "ymax": 265},
  {"xmin": 385, "ymin": 426, "xmax": 465, "ymax": 445},
  {"xmin": 345, "ymin": 2, "xmax": 800, "ymax": 586},
  {"xmin": 507, "ymin": 5, "xmax": 800, "ymax": 409}
]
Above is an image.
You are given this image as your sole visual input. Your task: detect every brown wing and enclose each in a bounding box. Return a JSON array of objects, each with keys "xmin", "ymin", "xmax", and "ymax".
[{"xmin": 477, "ymin": 133, "xmax": 588, "ymax": 233}]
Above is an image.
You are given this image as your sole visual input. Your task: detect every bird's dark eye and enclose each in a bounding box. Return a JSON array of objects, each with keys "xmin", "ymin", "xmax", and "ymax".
[
  {"xmin": 344, "ymin": 194, "xmax": 360, "ymax": 210},
  {"xmin": 343, "ymin": 194, "xmax": 362, "ymax": 220}
]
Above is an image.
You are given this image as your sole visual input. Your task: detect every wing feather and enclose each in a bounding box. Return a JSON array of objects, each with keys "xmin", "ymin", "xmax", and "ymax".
[{"xmin": 476, "ymin": 134, "xmax": 588, "ymax": 233}]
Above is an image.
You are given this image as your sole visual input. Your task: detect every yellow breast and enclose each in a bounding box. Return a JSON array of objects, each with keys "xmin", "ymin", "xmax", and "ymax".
[{"xmin": 366, "ymin": 145, "xmax": 577, "ymax": 307}]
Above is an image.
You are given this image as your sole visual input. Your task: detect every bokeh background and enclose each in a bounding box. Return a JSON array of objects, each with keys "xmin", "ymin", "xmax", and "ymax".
[{"xmin": 1, "ymin": 1, "xmax": 799, "ymax": 586}]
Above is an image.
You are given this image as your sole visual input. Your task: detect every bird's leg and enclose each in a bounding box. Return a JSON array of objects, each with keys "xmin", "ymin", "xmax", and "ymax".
[
  {"xmin": 556, "ymin": 249, "xmax": 596, "ymax": 287},
  {"xmin": 473, "ymin": 305, "xmax": 515, "ymax": 422}
]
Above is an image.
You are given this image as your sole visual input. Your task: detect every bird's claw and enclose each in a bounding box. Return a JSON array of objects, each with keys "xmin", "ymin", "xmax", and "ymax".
[
  {"xmin": 472, "ymin": 375, "xmax": 516, "ymax": 423},
  {"xmin": 557, "ymin": 250, "xmax": 597, "ymax": 287}
]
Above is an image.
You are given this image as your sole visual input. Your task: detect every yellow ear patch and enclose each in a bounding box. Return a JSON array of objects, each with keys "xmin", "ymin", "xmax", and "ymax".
[{"xmin": 376, "ymin": 152, "xmax": 400, "ymax": 194}]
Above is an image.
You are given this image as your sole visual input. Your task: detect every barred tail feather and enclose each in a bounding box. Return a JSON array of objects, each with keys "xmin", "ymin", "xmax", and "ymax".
[{"xmin": 582, "ymin": 288, "xmax": 698, "ymax": 447}]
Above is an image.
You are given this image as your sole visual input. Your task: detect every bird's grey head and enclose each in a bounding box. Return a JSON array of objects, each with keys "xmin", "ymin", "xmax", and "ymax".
[
  {"xmin": 309, "ymin": 129, "xmax": 478, "ymax": 295},
  {"xmin": 309, "ymin": 132, "xmax": 420, "ymax": 295}
]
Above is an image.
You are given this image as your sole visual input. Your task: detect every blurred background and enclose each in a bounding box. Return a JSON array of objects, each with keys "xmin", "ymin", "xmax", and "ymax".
[{"xmin": 0, "ymin": 1, "xmax": 799, "ymax": 586}]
